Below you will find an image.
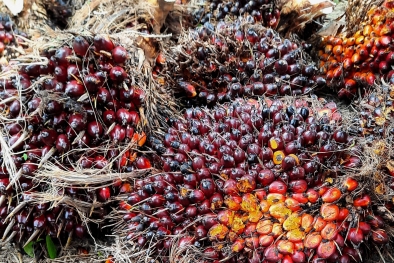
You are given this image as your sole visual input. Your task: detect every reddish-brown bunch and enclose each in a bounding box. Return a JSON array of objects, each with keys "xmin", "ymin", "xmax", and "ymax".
[
  {"xmin": 194, "ymin": 0, "xmax": 280, "ymax": 29},
  {"xmin": 0, "ymin": 34, "xmax": 150, "ymax": 245},
  {"xmin": 120, "ymin": 98, "xmax": 386, "ymax": 262},
  {"xmin": 0, "ymin": 15, "xmax": 28, "ymax": 62},
  {"xmin": 157, "ymin": 22, "xmax": 320, "ymax": 106},
  {"xmin": 318, "ymin": 0, "xmax": 394, "ymax": 98}
]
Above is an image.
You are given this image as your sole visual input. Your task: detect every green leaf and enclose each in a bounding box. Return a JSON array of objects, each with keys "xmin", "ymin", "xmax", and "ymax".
[
  {"xmin": 22, "ymin": 153, "xmax": 28, "ymax": 161},
  {"xmin": 23, "ymin": 241, "xmax": 35, "ymax": 258},
  {"xmin": 46, "ymin": 235, "xmax": 57, "ymax": 259}
]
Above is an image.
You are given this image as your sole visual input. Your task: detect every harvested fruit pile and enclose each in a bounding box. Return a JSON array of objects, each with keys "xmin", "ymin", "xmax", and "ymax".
[
  {"xmin": 194, "ymin": 0, "xmax": 280, "ymax": 28},
  {"xmin": 160, "ymin": 22, "xmax": 322, "ymax": 106},
  {"xmin": 318, "ymin": 0, "xmax": 394, "ymax": 98},
  {"xmin": 0, "ymin": 15, "xmax": 27, "ymax": 63},
  {"xmin": 0, "ymin": 34, "xmax": 150, "ymax": 246},
  {"xmin": 118, "ymin": 98, "xmax": 388, "ymax": 262}
]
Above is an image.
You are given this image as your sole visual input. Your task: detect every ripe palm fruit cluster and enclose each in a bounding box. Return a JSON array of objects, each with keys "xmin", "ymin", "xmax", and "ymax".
[
  {"xmin": 194, "ymin": 0, "xmax": 280, "ymax": 28},
  {"xmin": 0, "ymin": 15, "xmax": 27, "ymax": 62},
  {"xmin": 159, "ymin": 22, "xmax": 321, "ymax": 106},
  {"xmin": 318, "ymin": 0, "xmax": 394, "ymax": 98},
  {"xmin": 0, "ymin": 34, "xmax": 151, "ymax": 245},
  {"xmin": 119, "ymin": 98, "xmax": 387, "ymax": 262}
]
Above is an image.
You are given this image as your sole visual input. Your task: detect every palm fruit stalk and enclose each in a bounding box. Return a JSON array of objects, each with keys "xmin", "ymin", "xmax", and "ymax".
[
  {"xmin": 0, "ymin": 33, "xmax": 151, "ymax": 249},
  {"xmin": 115, "ymin": 98, "xmax": 389, "ymax": 263},
  {"xmin": 318, "ymin": 0, "xmax": 394, "ymax": 99},
  {"xmin": 157, "ymin": 21, "xmax": 322, "ymax": 107}
]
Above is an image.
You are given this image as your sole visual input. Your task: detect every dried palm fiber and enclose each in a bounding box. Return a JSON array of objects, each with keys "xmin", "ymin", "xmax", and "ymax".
[{"xmin": 345, "ymin": 0, "xmax": 385, "ymax": 36}]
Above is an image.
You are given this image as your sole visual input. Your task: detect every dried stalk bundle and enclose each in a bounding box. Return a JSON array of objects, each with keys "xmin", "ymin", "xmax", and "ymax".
[
  {"xmin": 0, "ymin": 0, "xmax": 84, "ymax": 30},
  {"xmin": 345, "ymin": 0, "xmax": 384, "ymax": 36},
  {"xmin": 276, "ymin": 0, "xmax": 335, "ymax": 38}
]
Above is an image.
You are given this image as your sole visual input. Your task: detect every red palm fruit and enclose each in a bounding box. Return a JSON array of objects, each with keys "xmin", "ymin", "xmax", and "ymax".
[
  {"xmin": 257, "ymin": 169, "xmax": 275, "ymax": 186},
  {"xmin": 231, "ymin": 238, "xmax": 245, "ymax": 252},
  {"xmin": 245, "ymin": 236, "xmax": 259, "ymax": 249},
  {"xmin": 237, "ymin": 175, "xmax": 256, "ymax": 193},
  {"xmin": 321, "ymin": 187, "xmax": 341, "ymax": 203},
  {"xmin": 210, "ymin": 193, "xmax": 223, "ymax": 210},
  {"xmin": 337, "ymin": 207, "xmax": 350, "ymax": 221},
  {"xmin": 289, "ymin": 180, "xmax": 307, "ymax": 193},
  {"xmin": 65, "ymin": 80, "xmax": 85, "ymax": 98},
  {"xmin": 72, "ymin": 36, "xmax": 89, "ymax": 56},
  {"xmin": 291, "ymin": 193, "xmax": 308, "ymax": 204},
  {"xmin": 135, "ymin": 156, "xmax": 151, "ymax": 169},
  {"xmin": 264, "ymin": 245, "xmax": 283, "ymax": 262},
  {"xmin": 224, "ymin": 195, "xmax": 242, "ymax": 211},
  {"xmin": 359, "ymin": 222, "xmax": 371, "ymax": 235},
  {"xmin": 112, "ymin": 46, "xmax": 128, "ymax": 64},
  {"xmin": 244, "ymin": 223, "xmax": 257, "ymax": 236},
  {"xmin": 255, "ymin": 189, "xmax": 267, "ymax": 201},
  {"xmin": 268, "ymin": 180, "xmax": 287, "ymax": 194},
  {"xmin": 217, "ymin": 210, "xmax": 234, "ymax": 226},
  {"xmin": 367, "ymin": 215, "xmax": 385, "ymax": 229},
  {"xmin": 342, "ymin": 177, "xmax": 358, "ymax": 192},
  {"xmin": 372, "ymin": 229, "xmax": 389, "ymax": 244},
  {"xmin": 320, "ymin": 204, "xmax": 339, "ymax": 221},
  {"xmin": 55, "ymin": 134, "xmax": 70, "ymax": 153},
  {"xmin": 291, "ymin": 251, "xmax": 306, "ymax": 263},
  {"xmin": 94, "ymin": 35, "xmax": 114, "ymax": 51},
  {"xmin": 353, "ymin": 194, "xmax": 371, "ymax": 207},
  {"xmin": 259, "ymin": 234, "xmax": 274, "ymax": 247},
  {"xmin": 98, "ymin": 187, "xmax": 111, "ymax": 202},
  {"xmin": 304, "ymin": 232, "xmax": 322, "ymax": 249},
  {"xmin": 348, "ymin": 228, "xmax": 364, "ymax": 245},
  {"xmin": 281, "ymin": 155, "xmax": 297, "ymax": 171},
  {"xmin": 321, "ymin": 223, "xmax": 338, "ymax": 240},
  {"xmin": 223, "ymin": 179, "xmax": 239, "ymax": 195},
  {"xmin": 317, "ymin": 240, "xmax": 336, "ymax": 259},
  {"xmin": 306, "ymin": 189, "xmax": 319, "ymax": 203},
  {"xmin": 285, "ymin": 197, "xmax": 301, "ymax": 212}
]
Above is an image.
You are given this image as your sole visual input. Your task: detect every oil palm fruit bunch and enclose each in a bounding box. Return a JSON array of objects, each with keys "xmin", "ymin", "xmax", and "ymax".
[
  {"xmin": 318, "ymin": 0, "xmax": 394, "ymax": 99},
  {"xmin": 158, "ymin": 22, "xmax": 320, "ymax": 106},
  {"xmin": 0, "ymin": 34, "xmax": 150, "ymax": 246},
  {"xmin": 0, "ymin": 15, "xmax": 28, "ymax": 63},
  {"xmin": 194, "ymin": 0, "xmax": 280, "ymax": 29},
  {"xmin": 118, "ymin": 98, "xmax": 388, "ymax": 263}
]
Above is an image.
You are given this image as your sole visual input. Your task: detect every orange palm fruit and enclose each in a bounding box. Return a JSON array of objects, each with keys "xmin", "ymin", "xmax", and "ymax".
[
  {"xmin": 256, "ymin": 220, "xmax": 273, "ymax": 235},
  {"xmin": 277, "ymin": 240, "xmax": 295, "ymax": 255},
  {"xmin": 266, "ymin": 193, "xmax": 286, "ymax": 205},
  {"xmin": 343, "ymin": 177, "xmax": 358, "ymax": 192},
  {"xmin": 333, "ymin": 45, "xmax": 343, "ymax": 56},
  {"xmin": 363, "ymin": 25, "xmax": 373, "ymax": 36},
  {"xmin": 320, "ymin": 204, "xmax": 340, "ymax": 221},
  {"xmin": 301, "ymin": 214, "xmax": 314, "ymax": 232},
  {"xmin": 313, "ymin": 217, "xmax": 327, "ymax": 232},
  {"xmin": 231, "ymin": 238, "xmax": 245, "ymax": 252},
  {"xmin": 321, "ymin": 187, "xmax": 342, "ymax": 203},
  {"xmin": 353, "ymin": 194, "xmax": 371, "ymax": 207},
  {"xmin": 321, "ymin": 223, "xmax": 338, "ymax": 240},
  {"xmin": 317, "ymin": 240, "xmax": 336, "ymax": 259},
  {"xmin": 304, "ymin": 232, "xmax": 322, "ymax": 249}
]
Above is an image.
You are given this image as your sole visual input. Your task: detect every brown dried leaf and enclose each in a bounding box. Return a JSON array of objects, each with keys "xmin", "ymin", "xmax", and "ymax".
[{"xmin": 147, "ymin": 0, "xmax": 175, "ymax": 34}]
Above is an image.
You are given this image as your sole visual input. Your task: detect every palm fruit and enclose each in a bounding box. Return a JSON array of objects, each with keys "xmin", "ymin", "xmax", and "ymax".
[
  {"xmin": 0, "ymin": 15, "xmax": 27, "ymax": 63},
  {"xmin": 157, "ymin": 21, "xmax": 320, "ymax": 106},
  {"xmin": 0, "ymin": 34, "xmax": 149, "ymax": 247},
  {"xmin": 318, "ymin": 0, "xmax": 394, "ymax": 99},
  {"xmin": 118, "ymin": 98, "xmax": 386, "ymax": 263},
  {"xmin": 194, "ymin": 0, "xmax": 280, "ymax": 29}
]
